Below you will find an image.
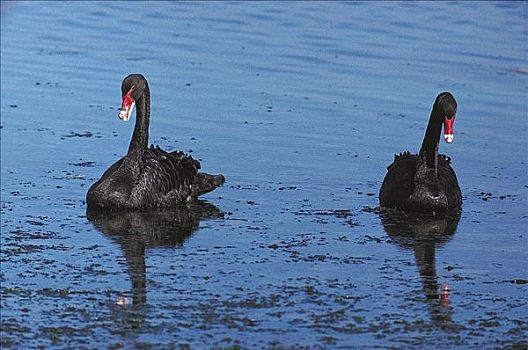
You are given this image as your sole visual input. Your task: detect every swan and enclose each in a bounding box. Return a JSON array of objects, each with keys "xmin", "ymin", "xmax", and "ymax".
[
  {"xmin": 379, "ymin": 92, "xmax": 462, "ymax": 214},
  {"xmin": 86, "ymin": 74, "xmax": 224, "ymax": 210}
]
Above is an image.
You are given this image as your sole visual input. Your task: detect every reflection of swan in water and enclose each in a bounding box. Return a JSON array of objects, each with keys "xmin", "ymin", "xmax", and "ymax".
[
  {"xmin": 87, "ymin": 201, "xmax": 224, "ymax": 308},
  {"xmin": 379, "ymin": 209, "xmax": 461, "ymax": 325}
]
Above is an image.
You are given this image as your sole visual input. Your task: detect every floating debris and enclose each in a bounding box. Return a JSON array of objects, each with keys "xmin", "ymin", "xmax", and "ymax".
[
  {"xmin": 69, "ymin": 162, "xmax": 96, "ymax": 167},
  {"xmin": 63, "ymin": 131, "xmax": 93, "ymax": 138},
  {"xmin": 512, "ymin": 67, "xmax": 528, "ymax": 75}
]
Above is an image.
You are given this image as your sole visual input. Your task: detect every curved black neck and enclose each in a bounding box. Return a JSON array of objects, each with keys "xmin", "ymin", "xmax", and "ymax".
[
  {"xmin": 419, "ymin": 104, "xmax": 442, "ymax": 170},
  {"xmin": 127, "ymin": 83, "xmax": 150, "ymax": 162}
]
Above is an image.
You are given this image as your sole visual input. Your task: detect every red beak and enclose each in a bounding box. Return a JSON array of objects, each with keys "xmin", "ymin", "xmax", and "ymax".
[
  {"xmin": 119, "ymin": 89, "xmax": 135, "ymax": 121},
  {"xmin": 443, "ymin": 116, "xmax": 455, "ymax": 143}
]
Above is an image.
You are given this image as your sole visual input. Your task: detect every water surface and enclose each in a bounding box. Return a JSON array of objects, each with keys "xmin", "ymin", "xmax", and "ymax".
[{"xmin": 1, "ymin": 1, "xmax": 527, "ymax": 348}]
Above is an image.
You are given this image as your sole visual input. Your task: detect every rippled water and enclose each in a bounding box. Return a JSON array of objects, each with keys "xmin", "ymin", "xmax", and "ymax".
[{"xmin": 1, "ymin": 1, "xmax": 527, "ymax": 348}]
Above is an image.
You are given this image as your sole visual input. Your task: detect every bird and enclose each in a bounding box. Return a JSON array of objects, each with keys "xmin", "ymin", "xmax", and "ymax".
[
  {"xmin": 379, "ymin": 92, "xmax": 462, "ymax": 214},
  {"xmin": 86, "ymin": 74, "xmax": 224, "ymax": 210}
]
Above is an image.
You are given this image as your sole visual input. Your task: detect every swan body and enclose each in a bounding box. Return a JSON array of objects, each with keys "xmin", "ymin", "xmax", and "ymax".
[
  {"xmin": 379, "ymin": 92, "xmax": 462, "ymax": 214},
  {"xmin": 87, "ymin": 74, "xmax": 224, "ymax": 210}
]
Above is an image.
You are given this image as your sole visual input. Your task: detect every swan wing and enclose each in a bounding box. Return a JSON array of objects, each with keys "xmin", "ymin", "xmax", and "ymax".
[
  {"xmin": 130, "ymin": 146, "xmax": 200, "ymax": 206},
  {"xmin": 379, "ymin": 153, "xmax": 417, "ymax": 209}
]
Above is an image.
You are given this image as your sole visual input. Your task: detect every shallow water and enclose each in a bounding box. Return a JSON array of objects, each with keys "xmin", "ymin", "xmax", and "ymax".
[{"xmin": 1, "ymin": 1, "xmax": 527, "ymax": 348}]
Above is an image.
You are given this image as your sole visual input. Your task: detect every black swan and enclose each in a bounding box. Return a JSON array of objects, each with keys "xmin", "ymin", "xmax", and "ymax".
[
  {"xmin": 379, "ymin": 92, "xmax": 462, "ymax": 214},
  {"xmin": 86, "ymin": 74, "xmax": 224, "ymax": 210}
]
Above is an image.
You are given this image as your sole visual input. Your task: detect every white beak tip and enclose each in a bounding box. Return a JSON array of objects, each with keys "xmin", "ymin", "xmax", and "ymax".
[{"xmin": 118, "ymin": 110, "xmax": 129, "ymax": 121}]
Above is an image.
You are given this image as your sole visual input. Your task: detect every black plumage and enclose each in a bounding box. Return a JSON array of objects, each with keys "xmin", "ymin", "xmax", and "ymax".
[
  {"xmin": 86, "ymin": 74, "xmax": 224, "ymax": 210},
  {"xmin": 379, "ymin": 92, "xmax": 462, "ymax": 214}
]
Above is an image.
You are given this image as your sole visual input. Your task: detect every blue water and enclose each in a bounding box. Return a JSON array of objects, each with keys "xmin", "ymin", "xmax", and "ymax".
[{"xmin": 1, "ymin": 1, "xmax": 527, "ymax": 348}]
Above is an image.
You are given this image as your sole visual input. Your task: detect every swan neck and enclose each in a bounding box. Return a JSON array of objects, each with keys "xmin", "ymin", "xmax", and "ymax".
[
  {"xmin": 419, "ymin": 105, "xmax": 442, "ymax": 171},
  {"xmin": 127, "ymin": 84, "xmax": 150, "ymax": 160}
]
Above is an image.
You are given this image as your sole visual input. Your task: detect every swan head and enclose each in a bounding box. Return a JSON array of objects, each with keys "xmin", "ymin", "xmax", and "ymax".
[
  {"xmin": 435, "ymin": 92, "xmax": 457, "ymax": 144},
  {"xmin": 119, "ymin": 74, "xmax": 148, "ymax": 121}
]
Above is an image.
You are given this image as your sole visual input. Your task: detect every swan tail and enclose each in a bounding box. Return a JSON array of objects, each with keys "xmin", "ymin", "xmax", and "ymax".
[{"xmin": 190, "ymin": 172, "xmax": 225, "ymax": 199}]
